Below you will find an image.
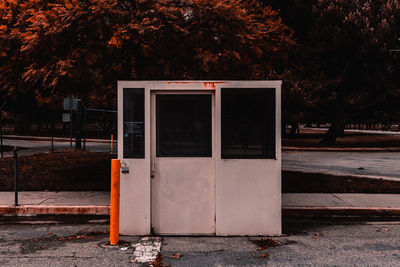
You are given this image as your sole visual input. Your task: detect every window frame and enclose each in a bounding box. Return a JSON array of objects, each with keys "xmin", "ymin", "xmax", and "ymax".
[
  {"xmin": 220, "ymin": 87, "xmax": 276, "ymax": 159},
  {"xmin": 123, "ymin": 88, "xmax": 145, "ymax": 159},
  {"xmin": 155, "ymin": 93, "xmax": 213, "ymax": 158}
]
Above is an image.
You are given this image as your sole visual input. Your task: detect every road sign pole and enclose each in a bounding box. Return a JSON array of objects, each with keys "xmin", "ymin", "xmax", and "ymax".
[
  {"xmin": 0, "ymin": 118, "xmax": 3, "ymax": 159},
  {"xmin": 0, "ymin": 106, "xmax": 3, "ymax": 158},
  {"xmin": 13, "ymin": 147, "xmax": 18, "ymax": 206},
  {"xmin": 75, "ymin": 102, "xmax": 82, "ymax": 149},
  {"xmin": 82, "ymin": 106, "xmax": 86, "ymax": 151},
  {"xmin": 70, "ymin": 96, "xmax": 73, "ymax": 149}
]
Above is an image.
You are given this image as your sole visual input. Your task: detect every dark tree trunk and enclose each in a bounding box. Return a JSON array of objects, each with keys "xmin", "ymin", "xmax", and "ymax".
[
  {"xmin": 320, "ymin": 107, "xmax": 345, "ymax": 145},
  {"xmin": 282, "ymin": 119, "xmax": 288, "ymax": 138},
  {"xmin": 14, "ymin": 117, "xmax": 30, "ymax": 134},
  {"xmin": 289, "ymin": 123, "xmax": 300, "ymax": 136}
]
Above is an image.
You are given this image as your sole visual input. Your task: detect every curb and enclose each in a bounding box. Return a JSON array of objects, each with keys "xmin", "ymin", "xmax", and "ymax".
[
  {"xmin": 0, "ymin": 205, "xmax": 110, "ymax": 216},
  {"xmin": 283, "ymin": 207, "xmax": 400, "ymax": 217},
  {"xmin": 1, "ymin": 205, "xmax": 400, "ymax": 218}
]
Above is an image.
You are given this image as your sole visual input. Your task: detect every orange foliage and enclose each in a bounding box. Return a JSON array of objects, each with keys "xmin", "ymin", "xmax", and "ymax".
[{"xmin": 0, "ymin": 0, "xmax": 294, "ymax": 110}]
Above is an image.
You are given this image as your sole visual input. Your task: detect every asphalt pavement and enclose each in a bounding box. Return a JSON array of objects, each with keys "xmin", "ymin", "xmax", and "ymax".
[
  {"xmin": 0, "ymin": 219, "xmax": 399, "ymax": 266},
  {"xmin": 282, "ymin": 151, "xmax": 400, "ymax": 181},
  {"xmin": 1, "ymin": 137, "xmax": 116, "ymax": 156},
  {"xmin": 282, "ymin": 127, "xmax": 400, "ymax": 180}
]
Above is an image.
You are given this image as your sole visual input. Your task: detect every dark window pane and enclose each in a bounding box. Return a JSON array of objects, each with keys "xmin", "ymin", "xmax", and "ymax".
[
  {"xmin": 221, "ymin": 88, "xmax": 275, "ymax": 159},
  {"xmin": 157, "ymin": 94, "xmax": 212, "ymax": 157},
  {"xmin": 123, "ymin": 88, "xmax": 145, "ymax": 158}
]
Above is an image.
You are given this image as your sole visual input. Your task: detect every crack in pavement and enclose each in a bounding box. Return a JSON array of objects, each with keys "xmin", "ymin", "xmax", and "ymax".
[{"xmin": 331, "ymin": 194, "xmax": 354, "ymax": 207}]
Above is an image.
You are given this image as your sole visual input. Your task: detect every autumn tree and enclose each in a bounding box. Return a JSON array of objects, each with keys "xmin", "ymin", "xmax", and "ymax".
[
  {"xmin": 0, "ymin": 0, "xmax": 294, "ymax": 128},
  {"xmin": 269, "ymin": 0, "xmax": 400, "ymax": 142},
  {"xmin": 307, "ymin": 0, "xmax": 400, "ymax": 144}
]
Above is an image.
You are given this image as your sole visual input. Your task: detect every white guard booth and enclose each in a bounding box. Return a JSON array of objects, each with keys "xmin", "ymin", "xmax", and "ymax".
[{"xmin": 118, "ymin": 81, "xmax": 281, "ymax": 236}]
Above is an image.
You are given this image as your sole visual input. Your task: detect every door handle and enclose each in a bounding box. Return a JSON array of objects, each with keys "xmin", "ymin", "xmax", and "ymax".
[{"xmin": 151, "ymin": 161, "xmax": 155, "ymax": 179}]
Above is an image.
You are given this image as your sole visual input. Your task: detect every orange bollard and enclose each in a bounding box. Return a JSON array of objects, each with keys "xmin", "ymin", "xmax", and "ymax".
[{"xmin": 110, "ymin": 159, "xmax": 120, "ymax": 245}]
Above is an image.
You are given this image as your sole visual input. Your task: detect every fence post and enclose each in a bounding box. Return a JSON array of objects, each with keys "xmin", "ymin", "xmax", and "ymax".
[
  {"xmin": 13, "ymin": 147, "xmax": 18, "ymax": 206},
  {"xmin": 82, "ymin": 106, "xmax": 86, "ymax": 151},
  {"xmin": 111, "ymin": 134, "xmax": 114, "ymax": 154},
  {"xmin": 110, "ymin": 159, "xmax": 120, "ymax": 245},
  {"xmin": 75, "ymin": 103, "xmax": 82, "ymax": 149},
  {"xmin": 51, "ymin": 119, "xmax": 55, "ymax": 153},
  {"xmin": 70, "ymin": 100, "xmax": 73, "ymax": 149}
]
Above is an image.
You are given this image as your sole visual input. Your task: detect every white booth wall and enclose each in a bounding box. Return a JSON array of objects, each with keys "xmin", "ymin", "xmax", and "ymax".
[{"xmin": 118, "ymin": 81, "xmax": 281, "ymax": 236}]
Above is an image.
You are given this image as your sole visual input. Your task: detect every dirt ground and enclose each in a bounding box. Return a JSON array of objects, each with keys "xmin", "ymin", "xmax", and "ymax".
[
  {"xmin": 283, "ymin": 130, "xmax": 400, "ymax": 147},
  {"xmin": 282, "ymin": 171, "xmax": 400, "ymax": 193},
  {"xmin": 0, "ymin": 145, "xmax": 13, "ymax": 153},
  {"xmin": 0, "ymin": 150, "xmax": 114, "ymax": 191}
]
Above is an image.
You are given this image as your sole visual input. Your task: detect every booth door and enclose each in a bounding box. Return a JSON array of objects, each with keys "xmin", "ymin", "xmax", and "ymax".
[{"xmin": 150, "ymin": 91, "xmax": 215, "ymax": 235}]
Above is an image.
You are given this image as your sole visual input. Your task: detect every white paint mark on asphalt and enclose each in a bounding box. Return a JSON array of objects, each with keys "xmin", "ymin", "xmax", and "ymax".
[{"xmin": 131, "ymin": 237, "xmax": 162, "ymax": 263}]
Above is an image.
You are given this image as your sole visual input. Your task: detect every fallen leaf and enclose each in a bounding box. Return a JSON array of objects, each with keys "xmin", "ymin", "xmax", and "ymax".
[
  {"xmin": 296, "ymin": 230, "xmax": 308, "ymax": 236},
  {"xmin": 58, "ymin": 231, "xmax": 108, "ymax": 242},
  {"xmin": 252, "ymin": 238, "xmax": 281, "ymax": 251},
  {"xmin": 315, "ymin": 233, "xmax": 324, "ymax": 236},
  {"xmin": 260, "ymin": 253, "xmax": 270, "ymax": 259},
  {"xmin": 150, "ymin": 253, "xmax": 165, "ymax": 266},
  {"xmin": 376, "ymin": 227, "xmax": 389, "ymax": 232},
  {"xmin": 170, "ymin": 252, "xmax": 182, "ymax": 259},
  {"xmin": 312, "ymin": 237, "xmax": 318, "ymax": 240}
]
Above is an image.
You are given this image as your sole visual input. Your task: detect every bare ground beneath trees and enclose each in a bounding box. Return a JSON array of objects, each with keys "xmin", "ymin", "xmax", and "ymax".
[
  {"xmin": 282, "ymin": 171, "xmax": 400, "ymax": 193},
  {"xmin": 0, "ymin": 145, "xmax": 14, "ymax": 153},
  {"xmin": 0, "ymin": 150, "xmax": 115, "ymax": 191}
]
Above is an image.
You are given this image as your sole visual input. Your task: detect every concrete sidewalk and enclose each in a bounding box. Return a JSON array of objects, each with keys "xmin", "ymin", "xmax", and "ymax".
[
  {"xmin": 283, "ymin": 193, "xmax": 400, "ymax": 217},
  {"xmin": 0, "ymin": 192, "xmax": 110, "ymax": 215},
  {"xmin": 1, "ymin": 191, "xmax": 400, "ymax": 217}
]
